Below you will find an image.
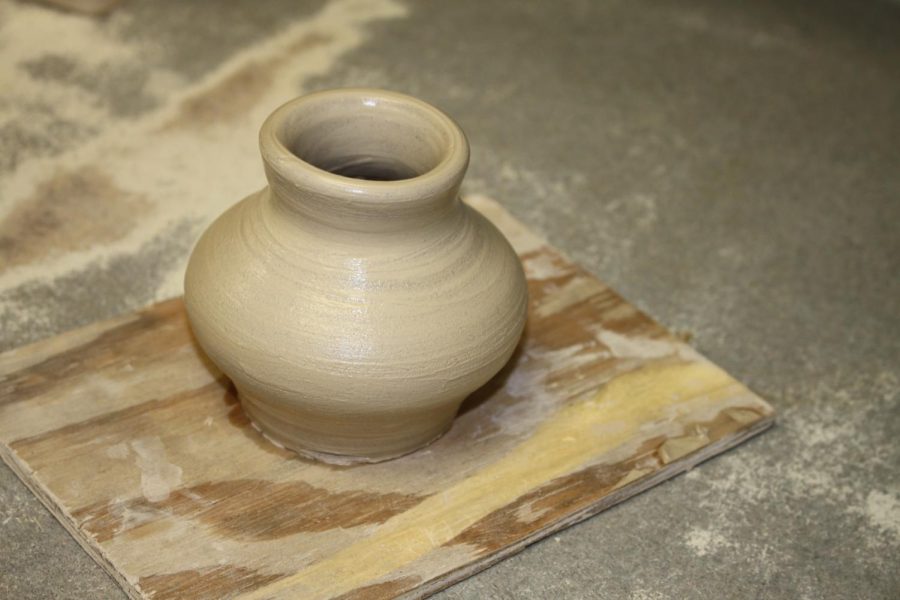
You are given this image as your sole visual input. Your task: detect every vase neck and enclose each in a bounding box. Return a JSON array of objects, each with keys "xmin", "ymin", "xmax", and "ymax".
[{"xmin": 259, "ymin": 89, "xmax": 469, "ymax": 233}]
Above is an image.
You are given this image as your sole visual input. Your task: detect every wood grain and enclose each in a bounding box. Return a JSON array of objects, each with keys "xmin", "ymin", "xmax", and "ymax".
[{"xmin": 0, "ymin": 195, "xmax": 774, "ymax": 600}]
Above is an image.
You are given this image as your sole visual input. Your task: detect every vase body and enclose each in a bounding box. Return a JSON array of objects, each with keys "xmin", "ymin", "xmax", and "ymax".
[{"xmin": 184, "ymin": 89, "xmax": 527, "ymax": 462}]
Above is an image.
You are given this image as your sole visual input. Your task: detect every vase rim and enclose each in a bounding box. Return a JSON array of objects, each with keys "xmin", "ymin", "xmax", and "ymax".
[{"xmin": 259, "ymin": 88, "xmax": 469, "ymax": 208}]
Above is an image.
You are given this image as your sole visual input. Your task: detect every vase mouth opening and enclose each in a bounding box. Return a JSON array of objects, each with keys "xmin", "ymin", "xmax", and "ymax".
[{"xmin": 261, "ymin": 89, "xmax": 469, "ymax": 204}]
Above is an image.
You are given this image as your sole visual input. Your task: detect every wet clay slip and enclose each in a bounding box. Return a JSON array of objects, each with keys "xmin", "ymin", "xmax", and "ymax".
[{"xmin": 184, "ymin": 89, "xmax": 528, "ymax": 463}]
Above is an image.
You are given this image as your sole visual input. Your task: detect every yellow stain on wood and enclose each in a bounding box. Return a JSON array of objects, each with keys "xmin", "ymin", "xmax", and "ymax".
[{"xmin": 243, "ymin": 360, "xmax": 737, "ymax": 599}]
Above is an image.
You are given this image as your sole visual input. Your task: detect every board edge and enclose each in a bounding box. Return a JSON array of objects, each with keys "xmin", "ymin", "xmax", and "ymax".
[
  {"xmin": 402, "ymin": 412, "xmax": 776, "ymax": 600},
  {"xmin": 0, "ymin": 444, "xmax": 145, "ymax": 600}
]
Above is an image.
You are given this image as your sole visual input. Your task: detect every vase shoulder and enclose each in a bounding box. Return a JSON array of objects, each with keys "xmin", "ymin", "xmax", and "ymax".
[{"xmin": 185, "ymin": 187, "xmax": 526, "ymax": 408}]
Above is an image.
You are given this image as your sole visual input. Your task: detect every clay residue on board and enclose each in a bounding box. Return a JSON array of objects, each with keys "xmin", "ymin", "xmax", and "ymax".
[
  {"xmin": 591, "ymin": 325, "xmax": 700, "ymax": 362},
  {"xmin": 519, "ymin": 254, "xmax": 663, "ymax": 355},
  {"xmin": 161, "ymin": 32, "xmax": 332, "ymax": 131},
  {"xmin": 0, "ymin": 166, "xmax": 149, "ymax": 273},
  {"xmin": 138, "ymin": 564, "xmax": 284, "ymax": 600},
  {"xmin": 131, "ymin": 436, "xmax": 183, "ymax": 502},
  {"xmin": 521, "ymin": 250, "xmax": 573, "ymax": 281},
  {"xmin": 75, "ymin": 478, "xmax": 427, "ymax": 543},
  {"xmin": 657, "ymin": 429, "xmax": 710, "ymax": 464},
  {"xmin": 533, "ymin": 276, "xmax": 599, "ymax": 319}
]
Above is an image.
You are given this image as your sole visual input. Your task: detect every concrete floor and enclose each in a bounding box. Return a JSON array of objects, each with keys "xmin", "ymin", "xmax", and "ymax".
[{"xmin": 1, "ymin": 0, "xmax": 898, "ymax": 598}]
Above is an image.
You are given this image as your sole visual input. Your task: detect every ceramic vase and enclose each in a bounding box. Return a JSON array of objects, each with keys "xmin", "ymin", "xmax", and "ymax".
[{"xmin": 184, "ymin": 88, "xmax": 527, "ymax": 463}]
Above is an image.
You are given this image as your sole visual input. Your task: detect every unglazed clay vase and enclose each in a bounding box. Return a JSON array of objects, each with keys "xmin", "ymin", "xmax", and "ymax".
[{"xmin": 184, "ymin": 88, "xmax": 527, "ymax": 463}]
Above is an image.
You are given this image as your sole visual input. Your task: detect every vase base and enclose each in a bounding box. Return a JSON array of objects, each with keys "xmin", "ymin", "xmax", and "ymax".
[
  {"xmin": 249, "ymin": 418, "xmax": 452, "ymax": 465},
  {"xmin": 238, "ymin": 389, "xmax": 458, "ymax": 465}
]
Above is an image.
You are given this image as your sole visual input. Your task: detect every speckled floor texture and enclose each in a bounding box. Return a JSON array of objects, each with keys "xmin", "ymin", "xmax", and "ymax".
[{"xmin": 1, "ymin": 0, "xmax": 898, "ymax": 598}]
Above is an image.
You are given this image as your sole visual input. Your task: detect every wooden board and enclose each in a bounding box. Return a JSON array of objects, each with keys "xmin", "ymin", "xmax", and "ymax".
[{"xmin": 0, "ymin": 196, "xmax": 774, "ymax": 600}]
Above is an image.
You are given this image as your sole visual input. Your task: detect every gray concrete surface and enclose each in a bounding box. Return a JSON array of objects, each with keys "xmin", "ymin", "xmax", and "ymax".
[{"xmin": 1, "ymin": 0, "xmax": 898, "ymax": 598}]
